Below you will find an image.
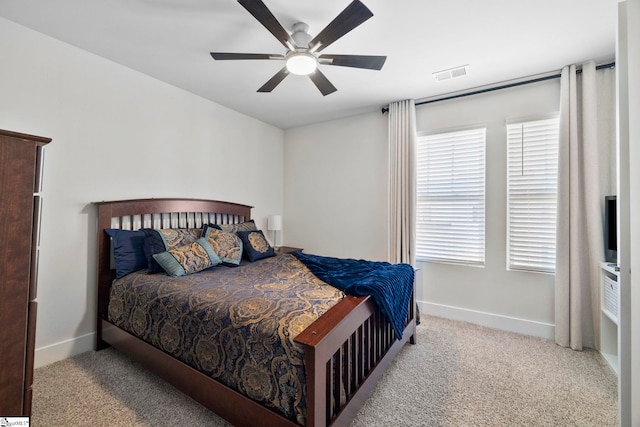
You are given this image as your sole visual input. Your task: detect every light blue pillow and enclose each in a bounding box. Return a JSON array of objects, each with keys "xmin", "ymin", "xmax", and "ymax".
[
  {"xmin": 152, "ymin": 237, "xmax": 221, "ymax": 277},
  {"xmin": 142, "ymin": 228, "xmax": 202, "ymax": 273}
]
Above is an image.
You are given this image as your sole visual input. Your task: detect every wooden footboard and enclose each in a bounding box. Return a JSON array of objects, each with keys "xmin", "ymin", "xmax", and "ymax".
[
  {"xmin": 95, "ymin": 198, "xmax": 416, "ymax": 427},
  {"xmin": 296, "ymin": 291, "xmax": 416, "ymax": 427}
]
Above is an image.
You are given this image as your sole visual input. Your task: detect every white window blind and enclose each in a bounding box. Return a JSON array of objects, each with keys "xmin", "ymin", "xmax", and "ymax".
[
  {"xmin": 416, "ymin": 128, "xmax": 486, "ymax": 265},
  {"xmin": 507, "ymin": 117, "xmax": 559, "ymax": 273}
]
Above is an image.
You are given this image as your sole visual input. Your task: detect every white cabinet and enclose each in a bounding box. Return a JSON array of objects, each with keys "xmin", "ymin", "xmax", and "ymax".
[{"xmin": 600, "ymin": 262, "xmax": 619, "ymax": 375}]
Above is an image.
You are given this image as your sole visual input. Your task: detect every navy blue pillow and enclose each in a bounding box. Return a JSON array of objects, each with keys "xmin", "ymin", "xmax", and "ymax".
[
  {"xmin": 202, "ymin": 223, "xmax": 222, "ymax": 233},
  {"xmin": 142, "ymin": 228, "xmax": 166, "ymax": 273},
  {"xmin": 105, "ymin": 229, "xmax": 147, "ymax": 279},
  {"xmin": 236, "ymin": 230, "xmax": 275, "ymax": 262}
]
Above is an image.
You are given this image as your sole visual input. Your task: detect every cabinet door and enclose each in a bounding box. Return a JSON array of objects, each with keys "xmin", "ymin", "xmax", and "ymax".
[{"xmin": 0, "ymin": 137, "xmax": 37, "ymax": 415}]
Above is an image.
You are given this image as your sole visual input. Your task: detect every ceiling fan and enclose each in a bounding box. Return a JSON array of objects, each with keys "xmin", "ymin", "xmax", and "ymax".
[{"xmin": 210, "ymin": 0, "xmax": 386, "ymax": 96}]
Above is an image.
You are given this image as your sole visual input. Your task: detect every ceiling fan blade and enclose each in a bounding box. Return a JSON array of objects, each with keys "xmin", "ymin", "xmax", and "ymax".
[
  {"xmin": 210, "ymin": 52, "xmax": 284, "ymax": 60},
  {"xmin": 319, "ymin": 54, "xmax": 386, "ymax": 70},
  {"xmin": 258, "ymin": 67, "xmax": 289, "ymax": 92},
  {"xmin": 309, "ymin": 69, "xmax": 337, "ymax": 96},
  {"xmin": 309, "ymin": 0, "xmax": 373, "ymax": 53},
  {"xmin": 237, "ymin": 0, "xmax": 294, "ymax": 49}
]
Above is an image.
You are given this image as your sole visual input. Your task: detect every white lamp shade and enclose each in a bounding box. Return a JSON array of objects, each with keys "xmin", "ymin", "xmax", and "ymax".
[{"xmin": 267, "ymin": 215, "xmax": 282, "ymax": 231}]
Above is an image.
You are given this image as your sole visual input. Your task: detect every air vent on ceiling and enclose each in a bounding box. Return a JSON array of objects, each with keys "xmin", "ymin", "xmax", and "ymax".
[{"xmin": 433, "ymin": 65, "xmax": 469, "ymax": 81}]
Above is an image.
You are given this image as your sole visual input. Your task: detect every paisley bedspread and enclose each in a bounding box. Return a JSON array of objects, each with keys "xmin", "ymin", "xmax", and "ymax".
[{"xmin": 108, "ymin": 253, "xmax": 344, "ymax": 425}]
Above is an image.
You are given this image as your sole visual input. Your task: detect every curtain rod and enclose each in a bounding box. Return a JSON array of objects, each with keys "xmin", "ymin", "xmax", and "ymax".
[{"xmin": 380, "ymin": 61, "xmax": 615, "ymax": 114}]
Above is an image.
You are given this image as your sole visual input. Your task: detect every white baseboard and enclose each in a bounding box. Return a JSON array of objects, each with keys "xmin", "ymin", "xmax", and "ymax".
[
  {"xmin": 33, "ymin": 305, "xmax": 554, "ymax": 368},
  {"xmin": 418, "ymin": 300, "xmax": 555, "ymax": 340},
  {"xmin": 34, "ymin": 332, "xmax": 96, "ymax": 369}
]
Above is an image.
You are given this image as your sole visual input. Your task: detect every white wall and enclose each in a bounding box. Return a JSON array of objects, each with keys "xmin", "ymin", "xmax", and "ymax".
[
  {"xmin": 285, "ymin": 80, "xmax": 562, "ymax": 338},
  {"xmin": 414, "ymin": 80, "xmax": 560, "ymax": 337},
  {"xmin": 284, "ymin": 112, "xmax": 388, "ymax": 261},
  {"xmin": 0, "ymin": 17, "xmax": 284, "ymax": 367}
]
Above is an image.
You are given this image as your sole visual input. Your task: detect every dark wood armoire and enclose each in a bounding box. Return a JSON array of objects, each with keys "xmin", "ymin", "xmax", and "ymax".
[{"xmin": 0, "ymin": 129, "xmax": 51, "ymax": 416}]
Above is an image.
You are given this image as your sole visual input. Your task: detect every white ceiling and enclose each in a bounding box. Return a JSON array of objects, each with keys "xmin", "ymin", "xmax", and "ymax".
[{"xmin": 0, "ymin": 0, "xmax": 619, "ymax": 129}]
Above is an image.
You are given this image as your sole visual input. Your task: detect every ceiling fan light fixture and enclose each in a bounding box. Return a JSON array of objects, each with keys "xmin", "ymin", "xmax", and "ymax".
[
  {"xmin": 286, "ymin": 52, "xmax": 318, "ymax": 75},
  {"xmin": 211, "ymin": 0, "xmax": 384, "ymax": 95}
]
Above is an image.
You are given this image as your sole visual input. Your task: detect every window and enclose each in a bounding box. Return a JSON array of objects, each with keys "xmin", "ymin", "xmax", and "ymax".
[
  {"xmin": 506, "ymin": 117, "xmax": 559, "ymax": 272},
  {"xmin": 416, "ymin": 128, "xmax": 486, "ymax": 265}
]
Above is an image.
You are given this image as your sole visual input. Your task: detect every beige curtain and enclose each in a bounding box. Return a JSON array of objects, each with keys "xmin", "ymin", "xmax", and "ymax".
[
  {"xmin": 388, "ymin": 99, "xmax": 416, "ymax": 265},
  {"xmin": 555, "ymin": 62, "xmax": 616, "ymax": 350}
]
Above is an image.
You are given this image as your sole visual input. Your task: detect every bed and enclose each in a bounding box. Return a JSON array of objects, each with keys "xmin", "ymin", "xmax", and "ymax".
[{"xmin": 95, "ymin": 198, "xmax": 416, "ymax": 427}]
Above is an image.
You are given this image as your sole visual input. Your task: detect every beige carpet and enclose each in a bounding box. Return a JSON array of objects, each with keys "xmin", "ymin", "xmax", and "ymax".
[{"xmin": 32, "ymin": 316, "xmax": 618, "ymax": 426}]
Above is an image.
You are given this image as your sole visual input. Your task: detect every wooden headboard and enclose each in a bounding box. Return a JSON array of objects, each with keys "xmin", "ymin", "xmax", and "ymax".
[{"xmin": 94, "ymin": 198, "xmax": 252, "ymax": 333}]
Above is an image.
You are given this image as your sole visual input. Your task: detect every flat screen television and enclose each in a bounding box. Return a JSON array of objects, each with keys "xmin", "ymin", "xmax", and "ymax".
[{"xmin": 604, "ymin": 195, "xmax": 617, "ymax": 264}]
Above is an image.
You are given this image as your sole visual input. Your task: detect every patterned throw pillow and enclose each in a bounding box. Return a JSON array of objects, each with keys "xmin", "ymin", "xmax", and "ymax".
[
  {"xmin": 204, "ymin": 228, "xmax": 243, "ymax": 266},
  {"xmin": 152, "ymin": 237, "xmax": 221, "ymax": 277},
  {"xmin": 142, "ymin": 228, "xmax": 202, "ymax": 273},
  {"xmin": 206, "ymin": 220, "xmax": 258, "ymax": 234},
  {"xmin": 236, "ymin": 230, "xmax": 276, "ymax": 262}
]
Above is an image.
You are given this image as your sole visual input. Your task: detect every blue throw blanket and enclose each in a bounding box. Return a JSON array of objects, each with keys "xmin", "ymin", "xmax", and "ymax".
[{"xmin": 292, "ymin": 252, "xmax": 414, "ymax": 339}]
